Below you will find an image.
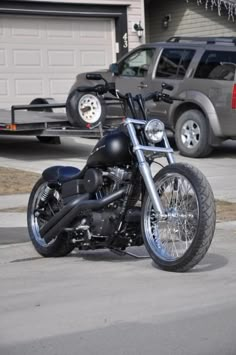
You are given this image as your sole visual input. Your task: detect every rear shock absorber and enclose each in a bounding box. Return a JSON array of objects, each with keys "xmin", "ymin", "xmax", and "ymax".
[{"xmin": 38, "ymin": 185, "xmax": 54, "ymax": 208}]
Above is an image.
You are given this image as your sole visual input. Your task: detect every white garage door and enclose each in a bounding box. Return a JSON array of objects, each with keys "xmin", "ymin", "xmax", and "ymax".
[{"xmin": 0, "ymin": 15, "xmax": 116, "ymax": 108}]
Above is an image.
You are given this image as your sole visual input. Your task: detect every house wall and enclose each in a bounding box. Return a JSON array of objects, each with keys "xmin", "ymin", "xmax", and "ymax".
[
  {"xmin": 145, "ymin": 0, "xmax": 236, "ymax": 42},
  {"xmin": 29, "ymin": 0, "xmax": 145, "ymax": 50}
]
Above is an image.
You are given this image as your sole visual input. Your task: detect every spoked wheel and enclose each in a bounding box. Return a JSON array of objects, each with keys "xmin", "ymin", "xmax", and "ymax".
[
  {"xmin": 141, "ymin": 163, "xmax": 216, "ymax": 272},
  {"xmin": 27, "ymin": 177, "xmax": 74, "ymax": 257}
]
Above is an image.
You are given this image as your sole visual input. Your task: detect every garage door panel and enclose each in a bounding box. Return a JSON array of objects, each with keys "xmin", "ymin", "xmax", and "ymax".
[
  {"xmin": 0, "ymin": 80, "xmax": 8, "ymax": 96},
  {"xmin": 79, "ymin": 20, "xmax": 109, "ymax": 39},
  {"xmin": 13, "ymin": 49, "xmax": 42, "ymax": 67},
  {"xmin": 0, "ymin": 50, "xmax": 6, "ymax": 66},
  {"xmin": 80, "ymin": 50, "xmax": 107, "ymax": 67},
  {"xmin": 15, "ymin": 79, "xmax": 43, "ymax": 96},
  {"xmin": 49, "ymin": 78, "xmax": 75, "ymax": 96},
  {"xmin": 12, "ymin": 22, "xmax": 41, "ymax": 39},
  {"xmin": 0, "ymin": 15, "xmax": 115, "ymax": 107},
  {"xmin": 47, "ymin": 50, "xmax": 76, "ymax": 67},
  {"xmin": 45, "ymin": 21, "xmax": 75, "ymax": 40}
]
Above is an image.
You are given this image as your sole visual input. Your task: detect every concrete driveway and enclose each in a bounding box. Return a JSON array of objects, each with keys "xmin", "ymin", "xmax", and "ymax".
[{"xmin": 0, "ymin": 135, "xmax": 236, "ymax": 354}]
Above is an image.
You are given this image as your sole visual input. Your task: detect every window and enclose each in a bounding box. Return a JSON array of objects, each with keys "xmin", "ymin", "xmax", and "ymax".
[
  {"xmin": 194, "ymin": 50, "xmax": 236, "ymax": 81},
  {"xmin": 119, "ymin": 48, "xmax": 155, "ymax": 77},
  {"xmin": 156, "ymin": 49, "xmax": 195, "ymax": 79}
]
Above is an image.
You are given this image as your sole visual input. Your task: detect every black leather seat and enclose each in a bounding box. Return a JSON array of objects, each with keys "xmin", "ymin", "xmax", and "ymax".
[{"xmin": 42, "ymin": 166, "xmax": 82, "ymax": 184}]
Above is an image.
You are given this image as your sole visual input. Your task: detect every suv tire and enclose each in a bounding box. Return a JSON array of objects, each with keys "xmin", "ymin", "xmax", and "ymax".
[
  {"xmin": 66, "ymin": 90, "xmax": 106, "ymax": 128},
  {"xmin": 175, "ymin": 109, "xmax": 213, "ymax": 158}
]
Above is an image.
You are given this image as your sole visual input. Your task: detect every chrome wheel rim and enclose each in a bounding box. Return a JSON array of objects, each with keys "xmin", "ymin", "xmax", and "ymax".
[
  {"xmin": 181, "ymin": 120, "xmax": 200, "ymax": 149},
  {"xmin": 78, "ymin": 94, "xmax": 102, "ymax": 124},
  {"xmin": 144, "ymin": 173, "xmax": 199, "ymax": 262},
  {"xmin": 30, "ymin": 182, "xmax": 60, "ymax": 247}
]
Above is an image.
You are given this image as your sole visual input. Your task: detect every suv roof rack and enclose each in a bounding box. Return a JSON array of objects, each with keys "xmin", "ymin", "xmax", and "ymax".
[{"xmin": 167, "ymin": 36, "xmax": 236, "ymax": 46}]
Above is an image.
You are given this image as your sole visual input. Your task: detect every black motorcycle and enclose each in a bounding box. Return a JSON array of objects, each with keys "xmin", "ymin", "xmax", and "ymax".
[{"xmin": 27, "ymin": 74, "xmax": 216, "ymax": 272}]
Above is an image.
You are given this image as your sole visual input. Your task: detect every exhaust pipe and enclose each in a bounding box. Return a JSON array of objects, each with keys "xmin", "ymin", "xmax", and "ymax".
[{"xmin": 41, "ymin": 188, "xmax": 126, "ymax": 244}]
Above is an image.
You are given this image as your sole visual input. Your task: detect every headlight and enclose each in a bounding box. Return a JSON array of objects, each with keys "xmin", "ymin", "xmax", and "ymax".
[{"xmin": 144, "ymin": 119, "xmax": 165, "ymax": 143}]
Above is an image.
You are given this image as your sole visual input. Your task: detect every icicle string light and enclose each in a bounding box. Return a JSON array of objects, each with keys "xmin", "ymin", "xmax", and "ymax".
[{"xmin": 186, "ymin": 0, "xmax": 236, "ymax": 21}]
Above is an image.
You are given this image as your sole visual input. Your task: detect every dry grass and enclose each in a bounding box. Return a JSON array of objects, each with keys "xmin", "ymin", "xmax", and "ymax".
[
  {"xmin": 216, "ymin": 200, "xmax": 236, "ymax": 222},
  {"xmin": 0, "ymin": 167, "xmax": 40, "ymax": 195},
  {"xmin": 0, "ymin": 167, "xmax": 235, "ymax": 222}
]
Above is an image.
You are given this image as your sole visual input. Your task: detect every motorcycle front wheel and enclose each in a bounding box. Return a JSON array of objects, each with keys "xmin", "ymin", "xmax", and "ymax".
[
  {"xmin": 27, "ymin": 177, "xmax": 74, "ymax": 257},
  {"xmin": 141, "ymin": 163, "xmax": 216, "ymax": 272}
]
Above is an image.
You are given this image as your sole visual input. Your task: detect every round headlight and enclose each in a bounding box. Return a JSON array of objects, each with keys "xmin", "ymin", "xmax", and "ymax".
[{"xmin": 144, "ymin": 119, "xmax": 165, "ymax": 143}]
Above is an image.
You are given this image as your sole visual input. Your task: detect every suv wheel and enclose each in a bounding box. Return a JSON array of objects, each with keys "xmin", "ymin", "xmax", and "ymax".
[
  {"xmin": 175, "ymin": 109, "xmax": 213, "ymax": 158},
  {"xmin": 66, "ymin": 90, "xmax": 106, "ymax": 128}
]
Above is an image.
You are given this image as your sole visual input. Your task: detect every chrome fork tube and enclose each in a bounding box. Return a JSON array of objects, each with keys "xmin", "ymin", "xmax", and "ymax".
[
  {"xmin": 163, "ymin": 132, "xmax": 175, "ymax": 165},
  {"xmin": 126, "ymin": 121, "xmax": 167, "ymax": 218}
]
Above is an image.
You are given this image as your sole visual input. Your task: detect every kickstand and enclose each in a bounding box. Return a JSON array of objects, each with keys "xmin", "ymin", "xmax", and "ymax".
[{"xmin": 110, "ymin": 248, "xmax": 150, "ymax": 259}]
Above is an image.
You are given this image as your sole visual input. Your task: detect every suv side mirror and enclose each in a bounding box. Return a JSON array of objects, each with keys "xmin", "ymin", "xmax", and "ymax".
[{"xmin": 110, "ymin": 63, "xmax": 119, "ymax": 76}]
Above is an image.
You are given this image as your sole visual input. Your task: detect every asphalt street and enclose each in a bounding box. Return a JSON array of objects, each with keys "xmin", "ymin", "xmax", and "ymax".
[{"xmin": 1, "ymin": 223, "xmax": 236, "ymax": 355}]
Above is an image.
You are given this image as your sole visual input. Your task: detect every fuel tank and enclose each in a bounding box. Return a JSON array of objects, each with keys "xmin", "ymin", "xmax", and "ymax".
[{"xmin": 87, "ymin": 130, "xmax": 132, "ymax": 167}]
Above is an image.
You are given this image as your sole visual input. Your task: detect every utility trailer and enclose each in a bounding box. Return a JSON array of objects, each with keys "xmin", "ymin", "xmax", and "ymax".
[{"xmin": 0, "ymin": 100, "xmax": 120, "ymax": 143}]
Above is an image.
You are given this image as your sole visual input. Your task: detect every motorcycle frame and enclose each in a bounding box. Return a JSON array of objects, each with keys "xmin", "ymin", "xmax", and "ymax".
[{"xmin": 125, "ymin": 117, "xmax": 175, "ymax": 219}]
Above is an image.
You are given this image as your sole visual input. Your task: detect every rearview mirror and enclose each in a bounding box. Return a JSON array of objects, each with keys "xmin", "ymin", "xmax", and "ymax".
[
  {"xmin": 109, "ymin": 63, "xmax": 119, "ymax": 76},
  {"xmin": 86, "ymin": 73, "xmax": 102, "ymax": 81}
]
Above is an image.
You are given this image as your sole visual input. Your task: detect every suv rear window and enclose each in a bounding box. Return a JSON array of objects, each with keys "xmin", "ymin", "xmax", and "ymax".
[
  {"xmin": 156, "ymin": 49, "xmax": 195, "ymax": 79},
  {"xmin": 194, "ymin": 50, "xmax": 236, "ymax": 81}
]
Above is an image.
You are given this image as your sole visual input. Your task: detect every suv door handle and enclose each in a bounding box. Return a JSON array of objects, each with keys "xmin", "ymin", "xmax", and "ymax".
[{"xmin": 138, "ymin": 82, "xmax": 148, "ymax": 89}]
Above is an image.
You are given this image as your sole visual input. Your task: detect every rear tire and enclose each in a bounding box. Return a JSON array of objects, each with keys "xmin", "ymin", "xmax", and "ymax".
[
  {"xmin": 175, "ymin": 110, "xmax": 213, "ymax": 158},
  {"xmin": 141, "ymin": 163, "xmax": 216, "ymax": 272},
  {"xmin": 66, "ymin": 90, "xmax": 106, "ymax": 128},
  {"xmin": 27, "ymin": 177, "xmax": 74, "ymax": 257}
]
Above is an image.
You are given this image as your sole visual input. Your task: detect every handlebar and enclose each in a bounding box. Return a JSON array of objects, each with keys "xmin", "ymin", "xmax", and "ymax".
[{"xmin": 79, "ymin": 73, "xmax": 184, "ymax": 120}]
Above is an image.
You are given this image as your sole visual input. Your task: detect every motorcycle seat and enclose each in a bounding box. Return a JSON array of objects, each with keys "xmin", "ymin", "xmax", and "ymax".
[{"xmin": 42, "ymin": 166, "xmax": 81, "ymax": 184}]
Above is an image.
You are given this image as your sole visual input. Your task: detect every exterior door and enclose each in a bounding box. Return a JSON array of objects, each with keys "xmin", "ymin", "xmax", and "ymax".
[
  {"xmin": 148, "ymin": 48, "xmax": 196, "ymax": 126},
  {"xmin": 115, "ymin": 47, "xmax": 156, "ymax": 99}
]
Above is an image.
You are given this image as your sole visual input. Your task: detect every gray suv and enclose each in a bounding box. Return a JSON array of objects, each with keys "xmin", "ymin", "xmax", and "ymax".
[{"xmin": 69, "ymin": 36, "xmax": 236, "ymax": 158}]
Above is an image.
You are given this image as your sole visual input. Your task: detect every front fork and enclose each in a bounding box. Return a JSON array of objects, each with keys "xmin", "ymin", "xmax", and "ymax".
[{"xmin": 126, "ymin": 119, "xmax": 175, "ymax": 219}]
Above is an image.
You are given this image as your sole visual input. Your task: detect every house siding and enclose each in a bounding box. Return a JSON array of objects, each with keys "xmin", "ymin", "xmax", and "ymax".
[
  {"xmin": 146, "ymin": 0, "xmax": 236, "ymax": 42},
  {"xmin": 29, "ymin": 0, "xmax": 145, "ymax": 50}
]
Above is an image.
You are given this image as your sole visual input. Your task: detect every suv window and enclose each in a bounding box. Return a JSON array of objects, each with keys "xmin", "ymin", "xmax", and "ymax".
[
  {"xmin": 194, "ymin": 50, "xmax": 236, "ymax": 81},
  {"xmin": 119, "ymin": 48, "xmax": 155, "ymax": 77},
  {"xmin": 156, "ymin": 49, "xmax": 195, "ymax": 79}
]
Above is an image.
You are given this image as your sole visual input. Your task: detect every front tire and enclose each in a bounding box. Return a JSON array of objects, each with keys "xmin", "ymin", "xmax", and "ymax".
[
  {"xmin": 141, "ymin": 163, "xmax": 216, "ymax": 272},
  {"xmin": 27, "ymin": 177, "xmax": 74, "ymax": 257},
  {"xmin": 175, "ymin": 110, "xmax": 213, "ymax": 158}
]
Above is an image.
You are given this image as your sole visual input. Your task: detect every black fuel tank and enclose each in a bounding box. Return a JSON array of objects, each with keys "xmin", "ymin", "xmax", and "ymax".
[{"xmin": 87, "ymin": 131, "xmax": 132, "ymax": 168}]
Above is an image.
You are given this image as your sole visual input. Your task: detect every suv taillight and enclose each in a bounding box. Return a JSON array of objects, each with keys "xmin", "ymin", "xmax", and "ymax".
[{"xmin": 232, "ymin": 84, "xmax": 236, "ymax": 109}]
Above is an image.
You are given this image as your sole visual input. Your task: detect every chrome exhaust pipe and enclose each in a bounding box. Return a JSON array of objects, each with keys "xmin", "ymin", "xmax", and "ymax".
[{"xmin": 41, "ymin": 188, "xmax": 126, "ymax": 244}]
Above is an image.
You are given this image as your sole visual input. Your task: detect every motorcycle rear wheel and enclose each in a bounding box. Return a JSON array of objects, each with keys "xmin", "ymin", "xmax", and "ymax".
[
  {"xmin": 27, "ymin": 177, "xmax": 74, "ymax": 257},
  {"xmin": 141, "ymin": 163, "xmax": 216, "ymax": 272}
]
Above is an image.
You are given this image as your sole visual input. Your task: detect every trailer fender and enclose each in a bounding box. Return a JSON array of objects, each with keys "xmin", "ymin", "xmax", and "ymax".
[{"xmin": 28, "ymin": 98, "xmax": 61, "ymax": 144}]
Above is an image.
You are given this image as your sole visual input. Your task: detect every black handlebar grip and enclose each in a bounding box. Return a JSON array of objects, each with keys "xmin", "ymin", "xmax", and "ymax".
[
  {"xmin": 162, "ymin": 82, "xmax": 174, "ymax": 91},
  {"xmin": 86, "ymin": 73, "xmax": 103, "ymax": 81}
]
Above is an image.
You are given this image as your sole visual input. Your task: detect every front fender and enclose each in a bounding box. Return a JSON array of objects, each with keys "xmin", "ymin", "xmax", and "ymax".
[{"xmin": 169, "ymin": 90, "xmax": 223, "ymax": 137}]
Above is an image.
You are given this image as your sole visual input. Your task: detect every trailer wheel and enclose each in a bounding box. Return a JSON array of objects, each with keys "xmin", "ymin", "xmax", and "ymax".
[
  {"xmin": 28, "ymin": 98, "xmax": 61, "ymax": 144},
  {"xmin": 66, "ymin": 90, "xmax": 106, "ymax": 128}
]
